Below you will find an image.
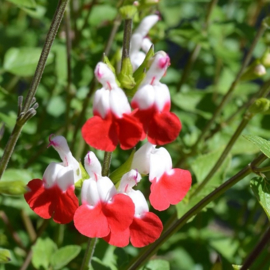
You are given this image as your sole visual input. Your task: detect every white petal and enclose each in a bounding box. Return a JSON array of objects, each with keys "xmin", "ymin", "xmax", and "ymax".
[
  {"xmin": 131, "ymin": 84, "xmax": 155, "ymax": 110},
  {"xmin": 48, "ymin": 135, "xmax": 70, "ymax": 166},
  {"xmin": 84, "ymin": 152, "xmax": 102, "ymax": 180},
  {"xmin": 118, "ymin": 169, "xmax": 142, "ymax": 193},
  {"xmin": 95, "ymin": 62, "xmax": 117, "ymax": 89},
  {"xmin": 131, "ymin": 51, "xmax": 146, "ymax": 71},
  {"xmin": 144, "ymin": 51, "xmax": 170, "ymax": 85},
  {"xmin": 43, "ymin": 162, "xmax": 75, "ymax": 191},
  {"xmin": 97, "ymin": 176, "xmax": 117, "ymax": 203},
  {"xmin": 81, "ymin": 178, "xmax": 99, "ymax": 207},
  {"xmin": 154, "ymin": 82, "xmax": 171, "ymax": 111},
  {"xmin": 43, "ymin": 162, "xmax": 61, "ymax": 188},
  {"xmin": 149, "ymin": 147, "xmax": 172, "ymax": 182},
  {"xmin": 131, "ymin": 142, "xmax": 156, "ymax": 175},
  {"xmin": 93, "ymin": 88, "xmax": 110, "ymax": 118},
  {"xmin": 110, "ymin": 87, "xmax": 131, "ymax": 117},
  {"xmin": 128, "ymin": 189, "xmax": 149, "ymax": 217},
  {"xmin": 141, "ymin": 38, "xmax": 153, "ymax": 53},
  {"xmin": 130, "ymin": 33, "xmax": 143, "ymax": 56},
  {"xmin": 134, "ymin": 15, "xmax": 159, "ymax": 37},
  {"xmin": 55, "ymin": 166, "xmax": 75, "ymax": 191}
]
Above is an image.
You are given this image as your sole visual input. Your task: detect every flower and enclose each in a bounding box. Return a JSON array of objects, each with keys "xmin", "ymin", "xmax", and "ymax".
[
  {"xmin": 24, "ymin": 135, "xmax": 81, "ymax": 224},
  {"xmin": 131, "ymin": 51, "xmax": 182, "ymax": 145},
  {"xmin": 131, "ymin": 142, "xmax": 192, "ymax": 211},
  {"xmin": 82, "ymin": 62, "xmax": 143, "ymax": 152},
  {"xmin": 74, "ymin": 152, "xmax": 135, "ymax": 246},
  {"xmin": 104, "ymin": 170, "xmax": 163, "ymax": 248},
  {"xmin": 130, "ymin": 15, "xmax": 159, "ymax": 70}
]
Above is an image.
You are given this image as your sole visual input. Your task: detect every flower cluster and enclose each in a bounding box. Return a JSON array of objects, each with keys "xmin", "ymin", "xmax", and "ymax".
[{"xmin": 24, "ymin": 15, "xmax": 192, "ymax": 248}]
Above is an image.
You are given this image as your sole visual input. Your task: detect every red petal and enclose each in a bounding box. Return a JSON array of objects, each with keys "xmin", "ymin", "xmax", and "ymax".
[
  {"xmin": 74, "ymin": 203, "xmax": 110, "ymax": 238},
  {"xmin": 51, "ymin": 186, "xmax": 79, "ymax": 224},
  {"xmin": 130, "ymin": 212, "xmax": 163, "ymax": 248},
  {"xmin": 24, "ymin": 180, "xmax": 78, "ymax": 224},
  {"xmin": 148, "ymin": 111, "xmax": 181, "ymax": 145},
  {"xmin": 116, "ymin": 114, "xmax": 143, "ymax": 150},
  {"xmin": 103, "ymin": 194, "xmax": 135, "ymax": 232},
  {"xmin": 24, "ymin": 179, "xmax": 52, "ymax": 219},
  {"xmin": 103, "ymin": 228, "xmax": 130, "ymax": 247},
  {"xmin": 150, "ymin": 169, "xmax": 192, "ymax": 211},
  {"xmin": 81, "ymin": 115, "xmax": 118, "ymax": 152}
]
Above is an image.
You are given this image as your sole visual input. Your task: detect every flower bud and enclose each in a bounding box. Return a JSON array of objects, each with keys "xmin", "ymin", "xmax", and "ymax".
[
  {"xmin": 0, "ymin": 180, "xmax": 27, "ymax": 195},
  {"xmin": 249, "ymin": 98, "xmax": 270, "ymax": 115},
  {"xmin": 118, "ymin": 58, "xmax": 136, "ymax": 90},
  {"xmin": 119, "ymin": 5, "xmax": 137, "ymax": 19},
  {"xmin": 240, "ymin": 60, "xmax": 266, "ymax": 81},
  {"xmin": 118, "ymin": 169, "xmax": 142, "ymax": 193},
  {"xmin": 0, "ymin": 249, "xmax": 11, "ymax": 263}
]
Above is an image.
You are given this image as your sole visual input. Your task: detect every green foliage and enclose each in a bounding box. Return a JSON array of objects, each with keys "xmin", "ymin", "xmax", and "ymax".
[
  {"xmin": 142, "ymin": 259, "xmax": 170, "ymax": 270},
  {"xmin": 250, "ymin": 177, "xmax": 270, "ymax": 220},
  {"xmin": 243, "ymin": 134, "xmax": 270, "ymax": 158},
  {"xmin": 0, "ymin": 249, "xmax": 11, "ymax": 263}
]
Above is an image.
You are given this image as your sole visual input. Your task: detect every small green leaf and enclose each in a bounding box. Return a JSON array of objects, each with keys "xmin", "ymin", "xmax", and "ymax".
[
  {"xmin": 0, "ymin": 249, "xmax": 11, "ymax": 263},
  {"xmin": 47, "ymin": 96, "xmax": 66, "ymax": 117},
  {"xmin": 0, "ymin": 180, "xmax": 27, "ymax": 195},
  {"xmin": 232, "ymin": 265, "xmax": 243, "ymax": 270},
  {"xmin": 75, "ymin": 162, "xmax": 89, "ymax": 188},
  {"xmin": 250, "ymin": 177, "xmax": 270, "ymax": 220},
  {"xmin": 32, "ymin": 238, "xmax": 57, "ymax": 269},
  {"xmin": 50, "ymin": 245, "xmax": 81, "ymax": 270},
  {"xmin": 3, "ymin": 47, "xmax": 53, "ymax": 77},
  {"xmin": 6, "ymin": 0, "xmax": 36, "ymax": 8},
  {"xmin": 143, "ymin": 259, "xmax": 170, "ymax": 270},
  {"xmin": 110, "ymin": 149, "xmax": 135, "ymax": 185},
  {"xmin": 243, "ymin": 134, "xmax": 270, "ymax": 158}
]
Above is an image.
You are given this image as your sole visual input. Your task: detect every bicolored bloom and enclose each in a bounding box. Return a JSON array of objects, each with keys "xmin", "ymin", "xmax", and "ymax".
[
  {"xmin": 131, "ymin": 51, "xmax": 182, "ymax": 145},
  {"xmin": 130, "ymin": 14, "xmax": 159, "ymax": 70},
  {"xmin": 131, "ymin": 142, "xmax": 192, "ymax": 211},
  {"xmin": 104, "ymin": 170, "xmax": 163, "ymax": 247},
  {"xmin": 74, "ymin": 152, "xmax": 135, "ymax": 246},
  {"xmin": 24, "ymin": 136, "xmax": 81, "ymax": 224},
  {"xmin": 82, "ymin": 62, "xmax": 143, "ymax": 152}
]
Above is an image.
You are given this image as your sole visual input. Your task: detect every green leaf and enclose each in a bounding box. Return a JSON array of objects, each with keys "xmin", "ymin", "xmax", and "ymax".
[
  {"xmin": 232, "ymin": 265, "xmax": 243, "ymax": 270},
  {"xmin": 142, "ymin": 259, "xmax": 170, "ymax": 270},
  {"xmin": 50, "ymin": 245, "xmax": 81, "ymax": 270},
  {"xmin": 0, "ymin": 180, "xmax": 27, "ymax": 195},
  {"xmin": 75, "ymin": 162, "xmax": 89, "ymax": 188},
  {"xmin": 0, "ymin": 249, "xmax": 11, "ymax": 263},
  {"xmin": 243, "ymin": 134, "xmax": 270, "ymax": 158},
  {"xmin": 110, "ymin": 149, "xmax": 135, "ymax": 186},
  {"xmin": 89, "ymin": 5, "xmax": 117, "ymax": 26},
  {"xmin": 32, "ymin": 238, "xmax": 57, "ymax": 269},
  {"xmin": 6, "ymin": 0, "xmax": 36, "ymax": 8},
  {"xmin": 250, "ymin": 177, "xmax": 270, "ymax": 220},
  {"xmin": 47, "ymin": 96, "xmax": 66, "ymax": 117},
  {"xmin": 3, "ymin": 47, "xmax": 53, "ymax": 77}
]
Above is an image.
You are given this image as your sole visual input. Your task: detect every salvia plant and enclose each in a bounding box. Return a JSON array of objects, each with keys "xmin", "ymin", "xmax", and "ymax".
[{"xmin": 1, "ymin": 1, "xmax": 270, "ymax": 270}]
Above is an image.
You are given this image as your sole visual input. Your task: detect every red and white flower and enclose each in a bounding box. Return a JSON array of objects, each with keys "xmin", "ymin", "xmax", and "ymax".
[
  {"xmin": 74, "ymin": 152, "xmax": 135, "ymax": 246},
  {"xmin": 104, "ymin": 170, "xmax": 163, "ymax": 248},
  {"xmin": 130, "ymin": 14, "xmax": 159, "ymax": 70},
  {"xmin": 82, "ymin": 62, "xmax": 143, "ymax": 152},
  {"xmin": 24, "ymin": 135, "xmax": 81, "ymax": 224},
  {"xmin": 131, "ymin": 51, "xmax": 182, "ymax": 145},
  {"xmin": 131, "ymin": 142, "xmax": 192, "ymax": 211}
]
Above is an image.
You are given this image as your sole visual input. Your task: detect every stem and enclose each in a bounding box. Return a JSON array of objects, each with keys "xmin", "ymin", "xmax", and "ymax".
[
  {"xmin": 126, "ymin": 154, "xmax": 267, "ymax": 270},
  {"xmin": 64, "ymin": 3, "xmax": 73, "ymax": 136},
  {"xmin": 191, "ymin": 115, "xmax": 251, "ymax": 197},
  {"xmin": 121, "ymin": 18, "xmax": 132, "ymax": 68},
  {"xmin": 240, "ymin": 226, "xmax": 270, "ymax": 270},
  {"xmin": 192, "ymin": 20, "xmax": 267, "ymax": 149},
  {"xmin": 80, "ymin": 238, "xmax": 98, "ymax": 270},
  {"xmin": 0, "ymin": 0, "xmax": 69, "ymax": 180},
  {"xmin": 23, "ymin": 0, "xmax": 69, "ymax": 112},
  {"xmin": 102, "ymin": 151, "xmax": 112, "ymax": 177},
  {"xmin": 176, "ymin": 0, "xmax": 218, "ymax": 92},
  {"xmin": 253, "ymin": 165, "xmax": 270, "ymax": 173}
]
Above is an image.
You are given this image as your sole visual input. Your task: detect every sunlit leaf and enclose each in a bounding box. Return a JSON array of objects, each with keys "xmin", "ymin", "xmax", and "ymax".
[
  {"xmin": 243, "ymin": 134, "xmax": 270, "ymax": 158},
  {"xmin": 250, "ymin": 177, "xmax": 270, "ymax": 220},
  {"xmin": 6, "ymin": 0, "xmax": 36, "ymax": 8}
]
